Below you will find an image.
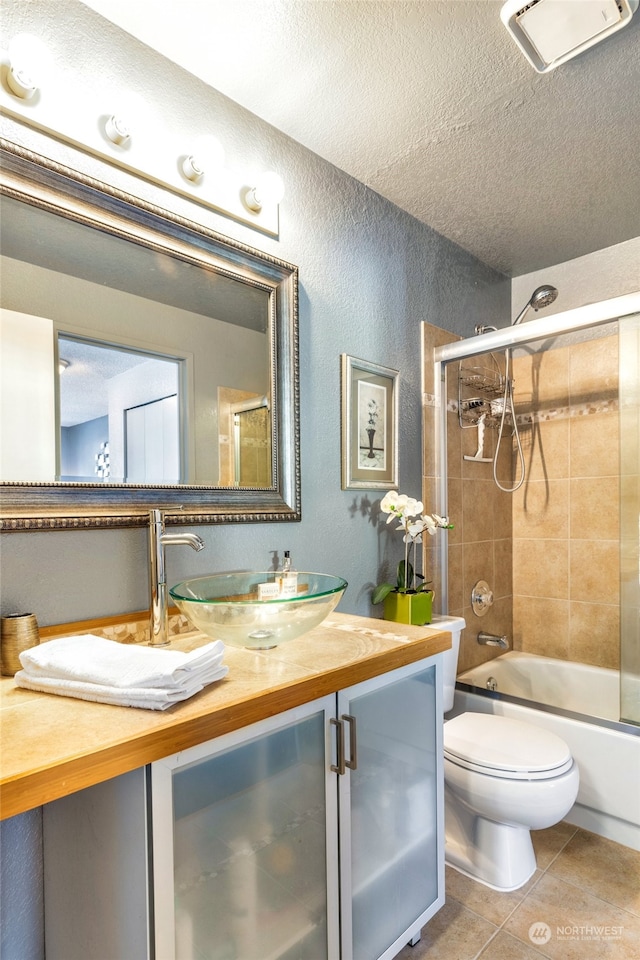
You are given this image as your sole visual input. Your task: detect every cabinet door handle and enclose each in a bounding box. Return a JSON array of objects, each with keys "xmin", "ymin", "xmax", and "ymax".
[
  {"xmin": 342, "ymin": 714, "xmax": 357, "ymax": 770},
  {"xmin": 330, "ymin": 717, "xmax": 345, "ymax": 775}
]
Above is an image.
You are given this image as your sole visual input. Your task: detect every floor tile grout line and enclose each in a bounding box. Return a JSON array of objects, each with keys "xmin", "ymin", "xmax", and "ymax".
[
  {"xmin": 488, "ymin": 874, "xmax": 545, "ymax": 934},
  {"xmin": 443, "ymin": 894, "xmax": 501, "ymax": 958},
  {"xmin": 472, "ymin": 928, "xmax": 500, "ymax": 960},
  {"xmin": 540, "ymin": 870, "xmax": 640, "ymax": 919},
  {"xmin": 474, "ymin": 922, "xmax": 555, "ymax": 960},
  {"xmin": 445, "ymin": 894, "xmax": 501, "ymax": 931},
  {"xmin": 525, "ymin": 824, "xmax": 580, "ymax": 888},
  {"xmin": 534, "ymin": 824, "xmax": 580, "ymax": 874}
]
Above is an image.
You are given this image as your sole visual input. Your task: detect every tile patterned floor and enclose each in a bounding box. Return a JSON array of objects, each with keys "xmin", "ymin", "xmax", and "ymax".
[{"xmin": 396, "ymin": 824, "xmax": 640, "ymax": 960}]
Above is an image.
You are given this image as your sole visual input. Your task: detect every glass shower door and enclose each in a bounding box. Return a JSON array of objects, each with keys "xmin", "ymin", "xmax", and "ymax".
[
  {"xmin": 431, "ymin": 298, "xmax": 640, "ymax": 729},
  {"xmin": 620, "ymin": 313, "xmax": 640, "ymax": 726}
]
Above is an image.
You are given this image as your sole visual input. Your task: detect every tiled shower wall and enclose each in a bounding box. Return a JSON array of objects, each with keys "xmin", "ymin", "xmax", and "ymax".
[
  {"xmin": 423, "ymin": 321, "xmax": 621, "ymax": 675},
  {"xmin": 511, "ymin": 330, "xmax": 620, "ymax": 670}
]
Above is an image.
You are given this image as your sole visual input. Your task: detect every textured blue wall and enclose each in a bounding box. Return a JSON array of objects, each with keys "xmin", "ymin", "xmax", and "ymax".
[{"xmin": 0, "ymin": 3, "xmax": 509, "ymax": 956}]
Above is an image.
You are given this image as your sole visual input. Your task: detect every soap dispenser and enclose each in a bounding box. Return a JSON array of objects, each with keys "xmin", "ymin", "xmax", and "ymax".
[{"xmin": 279, "ymin": 550, "xmax": 298, "ymax": 597}]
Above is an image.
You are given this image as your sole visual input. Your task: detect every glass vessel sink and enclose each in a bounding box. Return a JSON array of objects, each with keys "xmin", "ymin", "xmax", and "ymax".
[{"xmin": 170, "ymin": 572, "xmax": 347, "ymax": 649}]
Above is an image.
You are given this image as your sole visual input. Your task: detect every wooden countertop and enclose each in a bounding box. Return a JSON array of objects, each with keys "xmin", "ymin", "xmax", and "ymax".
[{"xmin": 0, "ymin": 613, "xmax": 450, "ymax": 820}]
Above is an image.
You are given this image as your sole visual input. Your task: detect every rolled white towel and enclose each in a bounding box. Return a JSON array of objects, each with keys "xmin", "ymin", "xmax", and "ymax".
[
  {"xmin": 19, "ymin": 634, "xmax": 225, "ymax": 690},
  {"xmin": 14, "ymin": 663, "xmax": 229, "ymax": 711}
]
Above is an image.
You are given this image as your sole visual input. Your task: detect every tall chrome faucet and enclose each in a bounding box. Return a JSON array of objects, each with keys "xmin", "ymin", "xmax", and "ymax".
[{"xmin": 149, "ymin": 509, "xmax": 205, "ymax": 646}]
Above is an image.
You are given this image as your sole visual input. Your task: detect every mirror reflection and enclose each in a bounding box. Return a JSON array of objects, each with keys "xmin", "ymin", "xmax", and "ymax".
[{"xmin": 0, "ymin": 194, "xmax": 271, "ymax": 488}]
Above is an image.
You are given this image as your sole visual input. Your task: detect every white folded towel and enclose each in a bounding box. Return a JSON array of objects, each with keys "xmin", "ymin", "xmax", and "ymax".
[
  {"xmin": 15, "ymin": 633, "xmax": 229, "ymax": 710},
  {"xmin": 14, "ymin": 664, "xmax": 229, "ymax": 711},
  {"xmin": 19, "ymin": 635, "xmax": 225, "ymax": 689}
]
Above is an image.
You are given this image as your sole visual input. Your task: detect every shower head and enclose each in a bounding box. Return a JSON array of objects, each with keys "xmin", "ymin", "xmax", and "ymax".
[
  {"xmin": 530, "ymin": 285, "xmax": 559, "ymax": 310},
  {"xmin": 512, "ymin": 284, "xmax": 558, "ymax": 325}
]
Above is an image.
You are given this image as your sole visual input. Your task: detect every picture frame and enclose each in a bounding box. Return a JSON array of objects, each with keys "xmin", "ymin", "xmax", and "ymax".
[{"xmin": 341, "ymin": 354, "xmax": 399, "ymax": 490}]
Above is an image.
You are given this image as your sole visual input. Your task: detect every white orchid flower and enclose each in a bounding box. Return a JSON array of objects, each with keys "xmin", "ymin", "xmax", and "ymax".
[
  {"xmin": 421, "ymin": 515, "xmax": 438, "ymax": 536},
  {"xmin": 393, "ymin": 495, "xmax": 422, "ymax": 518},
  {"xmin": 380, "ymin": 490, "xmax": 399, "ymax": 514},
  {"xmin": 381, "ymin": 490, "xmax": 423, "ymax": 524},
  {"xmin": 432, "ymin": 513, "xmax": 451, "ymax": 528},
  {"xmin": 404, "ymin": 519, "xmax": 426, "ymax": 543}
]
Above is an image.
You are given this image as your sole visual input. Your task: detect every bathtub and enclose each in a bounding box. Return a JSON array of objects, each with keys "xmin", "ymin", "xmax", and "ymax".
[{"xmin": 452, "ymin": 652, "xmax": 640, "ymax": 852}]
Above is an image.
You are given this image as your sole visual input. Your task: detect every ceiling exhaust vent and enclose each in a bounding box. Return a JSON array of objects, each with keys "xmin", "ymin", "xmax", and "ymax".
[{"xmin": 501, "ymin": 0, "xmax": 638, "ymax": 72}]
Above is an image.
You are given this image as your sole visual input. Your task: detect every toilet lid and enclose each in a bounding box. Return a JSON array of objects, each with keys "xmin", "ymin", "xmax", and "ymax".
[{"xmin": 444, "ymin": 713, "xmax": 573, "ymax": 780}]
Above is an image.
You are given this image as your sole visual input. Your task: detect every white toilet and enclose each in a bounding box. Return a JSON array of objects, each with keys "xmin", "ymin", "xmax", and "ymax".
[{"xmin": 436, "ymin": 615, "xmax": 579, "ymax": 891}]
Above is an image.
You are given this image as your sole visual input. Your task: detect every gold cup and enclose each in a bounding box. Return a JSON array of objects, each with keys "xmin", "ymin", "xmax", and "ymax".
[{"xmin": 1, "ymin": 613, "xmax": 40, "ymax": 676}]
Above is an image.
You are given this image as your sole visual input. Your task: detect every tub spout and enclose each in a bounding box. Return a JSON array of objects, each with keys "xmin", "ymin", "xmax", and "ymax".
[
  {"xmin": 149, "ymin": 509, "xmax": 205, "ymax": 646},
  {"xmin": 477, "ymin": 631, "xmax": 509, "ymax": 650}
]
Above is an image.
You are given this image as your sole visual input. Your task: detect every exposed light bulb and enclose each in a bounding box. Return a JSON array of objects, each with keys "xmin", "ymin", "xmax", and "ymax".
[
  {"xmin": 100, "ymin": 92, "xmax": 156, "ymax": 148},
  {"xmin": 6, "ymin": 65, "xmax": 37, "ymax": 100},
  {"xmin": 181, "ymin": 155, "xmax": 205, "ymax": 182},
  {"xmin": 5, "ymin": 33, "xmax": 53, "ymax": 99},
  {"xmin": 244, "ymin": 171, "xmax": 285, "ymax": 212},
  {"xmin": 104, "ymin": 114, "xmax": 131, "ymax": 146},
  {"xmin": 180, "ymin": 135, "xmax": 225, "ymax": 184}
]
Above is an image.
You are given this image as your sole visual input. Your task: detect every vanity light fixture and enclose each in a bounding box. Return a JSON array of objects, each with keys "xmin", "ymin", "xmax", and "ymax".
[
  {"xmin": 104, "ymin": 113, "xmax": 131, "ymax": 146},
  {"xmin": 1, "ymin": 35, "xmax": 284, "ymax": 234},
  {"xmin": 243, "ymin": 171, "xmax": 285, "ymax": 213},
  {"xmin": 58, "ymin": 358, "xmax": 70, "ymax": 373}
]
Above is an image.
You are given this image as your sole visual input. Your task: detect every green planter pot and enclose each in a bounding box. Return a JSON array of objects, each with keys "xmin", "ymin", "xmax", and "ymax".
[{"xmin": 383, "ymin": 590, "xmax": 433, "ymax": 626}]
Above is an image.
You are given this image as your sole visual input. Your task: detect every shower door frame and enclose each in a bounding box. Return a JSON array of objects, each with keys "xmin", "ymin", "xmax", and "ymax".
[{"xmin": 432, "ymin": 290, "xmax": 640, "ymax": 614}]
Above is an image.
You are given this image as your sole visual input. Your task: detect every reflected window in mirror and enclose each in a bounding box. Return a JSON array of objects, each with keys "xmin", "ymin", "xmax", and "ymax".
[
  {"xmin": 1, "ymin": 195, "xmax": 271, "ymax": 489},
  {"xmin": 57, "ymin": 336, "xmax": 182, "ymax": 485}
]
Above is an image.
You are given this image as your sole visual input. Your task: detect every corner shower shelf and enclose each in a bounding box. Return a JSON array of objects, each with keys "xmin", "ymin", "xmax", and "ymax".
[
  {"xmin": 457, "ymin": 363, "xmax": 511, "ymax": 429},
  {"xmin": 458, "ymin": 367, "xmax": 505, "ymax": 396}
]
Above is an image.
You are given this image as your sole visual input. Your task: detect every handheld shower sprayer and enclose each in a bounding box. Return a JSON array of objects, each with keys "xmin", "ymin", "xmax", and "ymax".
[
  {"xmin": 468, "ymin": 283, "xmax": 560, "ymax": 490},
  {"xmin": 512, "ymin": 284, "xmax": 558, "ymax": 326},
  {"xmin": 492, "ymin": 283, "xmax": 559, "ymax": 493}
]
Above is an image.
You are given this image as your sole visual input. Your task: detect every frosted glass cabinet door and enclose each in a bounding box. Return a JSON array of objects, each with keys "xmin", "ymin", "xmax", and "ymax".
[
  {"xmin": 152, "ymin": 696, "xmax": 338, "ymax": 960},
  {"xmin": 338, "ymin": 661, "xmax": 442, "ymax": 960}
]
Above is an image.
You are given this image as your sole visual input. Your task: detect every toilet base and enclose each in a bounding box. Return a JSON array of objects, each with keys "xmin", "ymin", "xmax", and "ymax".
[
  {"xmin": 445, "ymin": 796, "xmax": 537, "ymax": 891},
  {"xmin": 445, "ymin": 853, "xmax": 536, "ymax": 892}
]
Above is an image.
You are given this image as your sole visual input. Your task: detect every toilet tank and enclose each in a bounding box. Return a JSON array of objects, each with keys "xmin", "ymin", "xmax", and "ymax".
[{"xmin": 430, "ymin": 615, "xmax": 466, "ymax": 712}]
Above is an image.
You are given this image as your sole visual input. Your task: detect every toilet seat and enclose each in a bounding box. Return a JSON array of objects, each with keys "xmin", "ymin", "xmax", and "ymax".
[{"xmin": 444, "ymin": 713, "xmax": 573, "ymax": 781}]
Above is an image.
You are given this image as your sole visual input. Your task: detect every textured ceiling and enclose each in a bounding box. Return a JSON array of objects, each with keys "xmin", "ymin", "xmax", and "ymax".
[{"xmin": 81, "ymin": 0, "xmax": 640, "ymax": 277}]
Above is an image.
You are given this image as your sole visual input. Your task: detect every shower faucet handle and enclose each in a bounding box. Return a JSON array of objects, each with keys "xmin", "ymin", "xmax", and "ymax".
[{"xmin": 471, "ymin": 580, "xmax": 494, "ymax": 617}]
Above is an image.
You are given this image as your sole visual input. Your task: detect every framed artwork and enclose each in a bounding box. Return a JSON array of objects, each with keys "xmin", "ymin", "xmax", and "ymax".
[{"xmin": 341, "ymin": 354, "xmax": 399, "ymax": 490}]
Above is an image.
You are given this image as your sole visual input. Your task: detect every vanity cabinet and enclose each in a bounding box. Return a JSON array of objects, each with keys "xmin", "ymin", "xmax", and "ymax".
[{"xmin": 43, "ymin": 657, "xmax": 443, "ymax": 960}]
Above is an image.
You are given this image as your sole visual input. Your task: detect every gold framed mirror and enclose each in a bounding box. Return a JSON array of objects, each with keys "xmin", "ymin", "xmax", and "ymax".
[{"xmin": 0, "ymin": 141, "xmax": 300, "ymax": 530}]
